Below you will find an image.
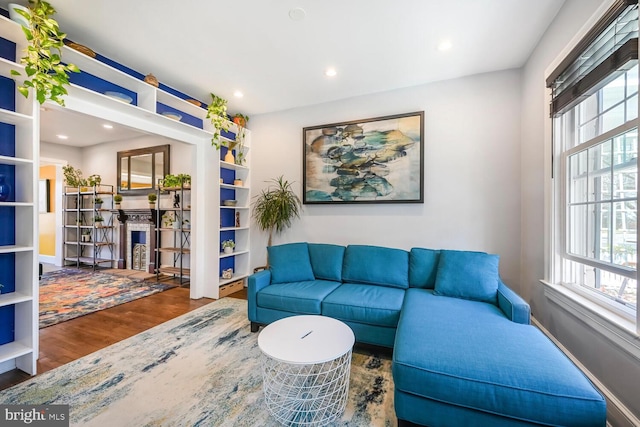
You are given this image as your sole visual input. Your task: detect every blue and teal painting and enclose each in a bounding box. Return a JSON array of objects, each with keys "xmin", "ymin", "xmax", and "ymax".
[{"xmin": 304, "ymin": 113, "xmax": 423, "ymax": 203}]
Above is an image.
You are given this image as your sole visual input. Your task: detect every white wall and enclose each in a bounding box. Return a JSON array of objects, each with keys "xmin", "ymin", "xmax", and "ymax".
[
  {"xmin": 521, "ymin": 0, "xmax": 640, "ymax": 423},
  {"xmin": 40, "ymin": 141, "xmax": 82, "ymax": 167},
  {"xmin": 250, "ymin": 70, "xmax": 522, "ymax": 286}
]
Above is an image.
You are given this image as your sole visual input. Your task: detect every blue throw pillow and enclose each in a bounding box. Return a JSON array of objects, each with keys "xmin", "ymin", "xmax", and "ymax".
[
  {"xmin": 409, "ymin": 248, "xmax": 440, "ymax": 289},
  {"xmin": 268, "ymin": 243, "xmax": 315, "ymax": 284},
  {"xmin": 434, "ymin": 250, "xmax": 499, "ymax": 303},
  {"xmin": 308, "ymin": 243, "xmax": 345, "ymax": 282}
]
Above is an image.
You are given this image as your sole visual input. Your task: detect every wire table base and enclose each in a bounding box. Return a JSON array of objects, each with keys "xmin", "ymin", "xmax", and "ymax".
[{"xmin": 261, "ymin": 349, "xmax": 353, "ymax": 426}]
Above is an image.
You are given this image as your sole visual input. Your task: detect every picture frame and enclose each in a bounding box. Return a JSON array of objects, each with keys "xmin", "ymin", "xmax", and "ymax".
[
  {"xmin": 303, "ymin": 111, "xmax": 424, "ymax": 204},
  {"xmin": 39, "ymin": 179, "xmax": 50, "ymax": 213}
]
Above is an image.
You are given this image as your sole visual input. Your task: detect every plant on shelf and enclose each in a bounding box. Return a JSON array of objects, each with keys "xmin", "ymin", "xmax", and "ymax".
[
  {"xmin": 114, "ymin": 194, "xmax": 123, "ymax": 208},
  {"xmin": 233, "ymin": 113, "xmax": 249, "ymax": 128},
  {"xmin": 62, "ymin": 164, "xmax": 87, "ymax": 188},
  {"xmin": 161, "ymin": 173, "xmax": 191, "ymax": 189},
  {"xmin": 206, "ymin": 92, "xmax": 229, "ymax": 149},
  {"xmin": 177, "ymin": 173, "xmax": 191, "ymax": 188},
  {"xmin": 252, "ymin": 175, "xmax": 302, "ymax": 248},
  {"xmin": 148, "ymin": 193, "xmax": 157, "ymax": 208},
  {"xmin": 87, "ymin": 174, "xmax": 101, "ymax": 187},
  {"xmin": 94, "ymin": 215, "xmax": 104, "ymax": 226},
  {"xmin": 182, "ymin": 218, "xmax": 190, "ymax": 229},
  {"xmin": 162, "ymin": 211, "xmax": 176, "ymax": 228},
  {"xmin": 10, "ymin": 0, "xmax": 80, "ymax": 106},
  {"xmin": 222, "ymin": 239, "xmax": 235, "ymax": 254},
  {"xmin": 94, "ymin": 197, "xmax": 103, "ymax": 209}
]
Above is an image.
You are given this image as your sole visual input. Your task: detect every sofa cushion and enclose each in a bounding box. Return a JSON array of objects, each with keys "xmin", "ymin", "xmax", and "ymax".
[
  {"xmin": 434, "ymin": 250, "xmax": 499, "ymax": 303},
  {"xmin": 268, "ymin": 242, "xmax": 315, "ymax": 284},
  {"xmin": 342, "ymin": 245, "xmax": 409, "ymax": 289},
  {"xmin": 322, "ymin": 284, "xmax": 405, "ymax": 328},
  {"xmin": 257, "ymin": 280, "xmax": 342, "ymax": 314},
  {"xmin": 409, "ymin": 248, "xmax": 440, "ymax": 289},
  {"xmin": 393, "ymin": 289, "xmax": 606, "ymax": 426},
  {"xmin": 308, "ymin": 243, "xmax": 345, "ymax": 282}
]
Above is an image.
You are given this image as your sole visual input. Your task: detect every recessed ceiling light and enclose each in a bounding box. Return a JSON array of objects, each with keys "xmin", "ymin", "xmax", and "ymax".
[
  {"xmin": 325, "ymin": 68, "xmax": 337, "ymax": 77},
  {"xmin": 437, "ymin": 40, "xmax": 453, "ymax": 51},
  {"xmin": 103, "ymin": 124, "xmax": 113, "ymax": 129},
  {"xmin": 233, "ymin": 90, "xmax": 244, "ymax": 98},
  {"xmin": 56, "ymin": 134, "xmax": 68, "ymax": 140},
  {"xmin": 289, "ymin": 7, "xmax": 306, "ymax": 21}
]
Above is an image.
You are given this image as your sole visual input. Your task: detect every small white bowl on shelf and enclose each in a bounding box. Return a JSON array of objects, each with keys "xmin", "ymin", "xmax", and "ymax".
[
  {"xmin": 104, "ymin": 91, "xmax": 133, "ymax": 104},
  {"xmin": 161, "ymin": 111, "xmax": 182, "ymax": 121}
]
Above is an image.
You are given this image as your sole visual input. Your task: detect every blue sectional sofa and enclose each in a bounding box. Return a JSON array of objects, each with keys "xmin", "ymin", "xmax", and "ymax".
[{"xmin": 248, "ymin": 243, "xmax": 607, "ymax": 426}]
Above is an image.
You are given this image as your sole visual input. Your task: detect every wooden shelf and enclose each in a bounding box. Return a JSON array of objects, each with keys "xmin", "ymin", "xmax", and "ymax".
[
  {"xmin": 158, "ymin": 266, "xmax": 191, "ymax": 276},
  {"xmin": 64, "ymin": 256, "xmax": 113, "ymax": 264},
  {"xmin": 157, "ymin": 247, "xmax": 191, "ymax": 254}
]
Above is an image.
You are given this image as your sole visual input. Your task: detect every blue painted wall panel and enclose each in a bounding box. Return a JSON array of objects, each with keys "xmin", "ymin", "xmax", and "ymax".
[
  {"xmin": 0, "ymin": 37, "xmax": 16, "ymax": 62},
  {"xmin": 69, "ymin": 70, "xmax": 138, "ymax": 106},
  {"xmin": 0, "ymin": 252, "xmax": 16, "ymax": 294},
  {"xmin": 0, "ymin": 305, "xmax": 15, "ymax": 345},
  {"xmin": 156, "ymin": 102, "xmax": 203, "ymax": 129}
]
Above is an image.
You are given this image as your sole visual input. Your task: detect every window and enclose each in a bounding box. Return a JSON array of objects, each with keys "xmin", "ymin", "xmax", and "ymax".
[{"xmin": 549, "ymin": 1, "xmax": 639, "ymax": 321}]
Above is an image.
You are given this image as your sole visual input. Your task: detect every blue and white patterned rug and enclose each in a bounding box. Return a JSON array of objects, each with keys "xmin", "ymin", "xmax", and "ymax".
[{"xmin": 1, "ymin": 298, "xmax": 396, "ymax": 426}]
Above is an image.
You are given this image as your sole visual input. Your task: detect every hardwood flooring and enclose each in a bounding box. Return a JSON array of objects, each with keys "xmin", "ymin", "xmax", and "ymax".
[{"xmin": 0, "ymin": 285, "xmax": 248, "ymax": 392}]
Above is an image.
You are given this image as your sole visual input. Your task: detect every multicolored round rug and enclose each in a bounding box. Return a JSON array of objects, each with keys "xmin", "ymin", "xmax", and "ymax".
[{"xmin": 39, "ymin": 268, "xmax": 177, "ymax": 328}]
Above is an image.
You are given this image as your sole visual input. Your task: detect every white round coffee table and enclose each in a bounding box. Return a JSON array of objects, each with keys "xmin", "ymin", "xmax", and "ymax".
[{"xmin": 258, "ymin": 315, "xmax": 355, "ymax": 426}]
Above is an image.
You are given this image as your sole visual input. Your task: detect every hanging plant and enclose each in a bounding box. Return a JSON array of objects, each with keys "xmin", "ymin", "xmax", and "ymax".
[
  {"xmin": 10, "ymin": 0, "xmax": 80, "ymax": 106},
  {"xmin": 206, "ymin": 92, "xmax": 229, "ymax": 149}
]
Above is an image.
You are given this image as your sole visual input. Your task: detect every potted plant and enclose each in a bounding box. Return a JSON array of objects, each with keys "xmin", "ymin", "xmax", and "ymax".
[
  {"xmin": 206, "ymin": 92, "xmax": 229, "ymax": 149},
  {"xmin": 81, "ymin": 229, "xmax": 91, "ymax": 242},
  {"xmin": 94, "ymin": 215, "xmax": 104, "ymax": 227},
  {"xmin": 182, "ymin": 218, "xmax": 190, "ymax": 229},
  {"xmin": 148, "ymin": 193, "xmax": 157, "ymax": 208},
  {"xmin": 222, "ymin": 239, "xmax": 235, "ymax": 254},
  {"xmin": 62, "ymin": 164, "xmax": 85, "ymax": 189},
  {"xmin": 114, "ymin": 194, "xmax": 123, "ymax": 209},
  {"xmin": 10, "ymin": 0, "xmax": 80, "ymax": 106},
  {"xmin": 233, "ymin": 113, "xmax": 249, "ymax": 128},
  {"xmin": 252, "ymin": 176, "xmax": 302, "ymax": 248},
  {"xmin": 94, "ymin": 197, "xmax": 103, "ymax": 210},
  {"xmin": 88, "ymin": 174, "xmax": 101, "ymax": 188},
  {"xmin": 177, "ymin": 173, "xmax": 191, "ymax": 188},
  {"xmin": 162, "ymin": 212, "xmax": 175, "ymax": 228}
]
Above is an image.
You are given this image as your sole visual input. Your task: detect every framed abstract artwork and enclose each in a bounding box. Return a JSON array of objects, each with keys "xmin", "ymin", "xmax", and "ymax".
[{"xmin": 303, "ymin": 111, "xmax": 424, "ymax": 204}]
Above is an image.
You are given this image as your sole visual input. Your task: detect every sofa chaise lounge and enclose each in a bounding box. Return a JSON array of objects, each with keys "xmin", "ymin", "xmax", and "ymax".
[{"xmin": 248, "ymin": 242, "xmax": 606, "ymax": 426}]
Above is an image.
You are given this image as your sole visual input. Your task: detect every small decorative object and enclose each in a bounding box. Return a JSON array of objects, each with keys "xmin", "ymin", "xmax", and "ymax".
[
  {"xmin": 173, "ymin": 193, "xmax": 180, "ymax": 208},
  {"xmin": 222, "ymin": 239, "xmax": 235, "ymax": 254},
  {"xmin": 222, "ymin": 268, "xmax": 233, "ymax": 279},
  {"xmin": 94, "ymin": 197, "xmax": 103, "ymax": 210},
  {"xmin": 224, "ymin": 150, "xmax": 235, "ymax": 164},
  {"xmin": 8, "ymin": 3, "xmax": 29, "ymax": 27},
  {"xmin": 162, "ymin": 212, "xmax": 175, "ymax": 228},
  {"xmin": 104, "ymin": 91, "xmax": 133, "ymax": 104},
  {"xmin": 94, "ymin": 215, "xmax": 104, "ymax": 227},
  {"xmin": 161, "ymin": 111, "xmax": 182, "ymax": 121},
  {"xmin": 182, "ymin": 219, "xmax": 190, "ymax": 229},
  {"xmin": 234, "ymin": 179, "xmax": 243, "ymax": 186},
  {"xmin": 220, "ymin": 178, "xmax": 223, "ymax": 184},
  {"xmin": 186, "ymin": 99, "xmax": 202, "ymax": 107},
  {"xmin": 148, "ymin": 192, "xmax": 157, "ymax": 208},
  {"xmin": 235, "ymin": 212, "xmax": 240, "ymax": 228},
  {"xmin": 81, "ymin": 230, "xmax": 91, "ymax": 242},
  {"xmin": 144, "ymin": 73, "xmax": 159, "ymax": 87},
  {"xmin": 114, "ymin": 194, "xmax": 123, "ymax": 209},
  {"xmin": 223, "ymin": 200, "xmax": 237, "ymax": 206},
  {"xmin": 65, "ymin": 41, "xmax": 96, "ymax": 58},
  {"xmin": 0, "ymin": 174, "xmax": 11, "ymax": 202}
]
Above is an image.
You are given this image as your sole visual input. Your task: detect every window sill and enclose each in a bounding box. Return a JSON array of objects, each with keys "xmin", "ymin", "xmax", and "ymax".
[{"xmin": 540, "ymin": 280, "xmax": 640, "ymax": 361}]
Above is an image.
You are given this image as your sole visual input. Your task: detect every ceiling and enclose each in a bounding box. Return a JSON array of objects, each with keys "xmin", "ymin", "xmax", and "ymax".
[{"xmin": 0, "ymin": 0, "xmax": 566, "ymax": 118}]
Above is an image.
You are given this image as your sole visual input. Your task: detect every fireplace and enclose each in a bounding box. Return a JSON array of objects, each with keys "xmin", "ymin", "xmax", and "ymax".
[{"xmin": 114, "ymin": 209, "xmax": 157, "ymax": 273}]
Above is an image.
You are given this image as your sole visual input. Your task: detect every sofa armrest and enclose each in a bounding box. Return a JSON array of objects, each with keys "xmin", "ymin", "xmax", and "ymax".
[
  {"xmin": 248, "ymin": 269, "xmax": 272, "ymax": 322},
  {"xmin": 497, "ymin": 281, "xmax": 530, "ymax": 325}
]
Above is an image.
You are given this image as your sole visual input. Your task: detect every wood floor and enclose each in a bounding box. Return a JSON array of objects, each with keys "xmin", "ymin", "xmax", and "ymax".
[{"xmin": 0, "ymin": 285, "xmax": 248, "ymax": 391}]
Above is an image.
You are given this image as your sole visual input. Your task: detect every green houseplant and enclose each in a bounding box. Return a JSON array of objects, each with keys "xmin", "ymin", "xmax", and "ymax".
[
  {"xmin": 147, "ymin": 193, "xmax": 157, "ymax": 208},
  {"xmin": 114, "ymin": 194, "xmax": 123, "ymax": 209},
  {"xmin": 93, "ymin": 215, "xmax": 104, "ymax": 226},
  {"xmin": 252, "ymin": 176, "xmax": 302, "ymax": 247},
  {"xmin": 206, "ymin": 92, "xmax": 229, "ymax": 149},
  {"xmin": 62, "ymin": 164, "xmax": 86, "ymax": 188},
  {"xmin": 222, "ymin": 239, "xmax": 235, "ymax": 254},
  {"xmin": 10, "ymin": 0, "xmax": 79, "ymax": 106}
]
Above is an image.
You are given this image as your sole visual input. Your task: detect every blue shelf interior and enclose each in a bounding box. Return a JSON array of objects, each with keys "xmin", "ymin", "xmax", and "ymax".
[
  {"xmin": 156, "ymin": 102, "xmax": 203, "ymax": 129},
  {"xmin": 0, "ymin": 36, "xmax": 16, "ymax": 62},
  {"xmin": 220, "ymin": 150, "xmax": 237, "ymax": 276},
  {"xmin": 68, "ymin": 69, "xmax": 138, "ymax": 106}
]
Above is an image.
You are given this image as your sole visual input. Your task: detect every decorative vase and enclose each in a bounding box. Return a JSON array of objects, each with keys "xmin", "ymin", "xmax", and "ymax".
[
  {"xmin": 115, "ymin": 203, "xmax": 121, "ymax": 209},
  {"xmin": 224, "ymin": 246, "xmax": 233, "ymax": 254},
  {"xmin": 95, "ymin": 203, "xmax": 103, "ymax": 210},
  {"xmin": 0, "ymin": 175, "xmax": 11, "ymax": 202},
  {"xmin": 144, "ymin": 73, "xmax": 159, "ymax": 87},
  {"xmin": 234, "ymin": 179, "xmax": 243, "ymax": 186},
  {"xmin": 224, "ymin": 151, "xmax": 235, "ymax": 164}
]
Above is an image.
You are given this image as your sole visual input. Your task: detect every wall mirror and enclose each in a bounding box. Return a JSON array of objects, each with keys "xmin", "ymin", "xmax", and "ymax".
[{"xmin": 117, "ymin": 144, "xmax": 170, "ymax": 194}]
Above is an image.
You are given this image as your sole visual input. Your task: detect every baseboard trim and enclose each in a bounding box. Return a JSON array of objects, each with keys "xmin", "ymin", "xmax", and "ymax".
[
  {"xmin": 38, "ymin": 255, "xmax": 55, "ymax": 264},
  {"xmin": 532, "ymin": 317, "xmax": 640, "ymax": 427}
]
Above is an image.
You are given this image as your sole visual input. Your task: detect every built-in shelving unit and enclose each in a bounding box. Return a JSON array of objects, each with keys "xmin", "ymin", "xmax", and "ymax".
[
  {"xmin": 62, "ymin": 185, "xmax": 115, "ymax": 269},
  {"xmin": 155, "ymin": 184, "xmax": 191, "ymax": 285},
  {"xmin": 0, "ymin": 12, "xmax": 37, "ymax": 375},
  {"xmin": 219, "ymin": 131, "xmax": 251, "ymax": 287}
]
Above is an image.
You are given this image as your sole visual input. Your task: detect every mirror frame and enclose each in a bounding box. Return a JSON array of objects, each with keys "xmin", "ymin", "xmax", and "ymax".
[{"xmin": 117, "ymin": 144, "xmax": 170, "ymax": 195}]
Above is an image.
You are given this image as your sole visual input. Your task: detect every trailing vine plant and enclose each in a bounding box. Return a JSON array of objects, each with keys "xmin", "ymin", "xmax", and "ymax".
[
  {"xmin": 206, "ymin": 92, "xmax": 229, "ymax": 148},
  {"xmin": 10, "ymin": 0, "xmax": 79, "ymax": 106}
]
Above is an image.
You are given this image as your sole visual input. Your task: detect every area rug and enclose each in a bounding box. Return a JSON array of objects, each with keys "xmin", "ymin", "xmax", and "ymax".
[
  {"xmin": 2, "ymin": 298, "xmax": 396, "ymax": 426},
  {"xmin": 39, "ymin": 269, "xmax": 177, "ymax": 328}
]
